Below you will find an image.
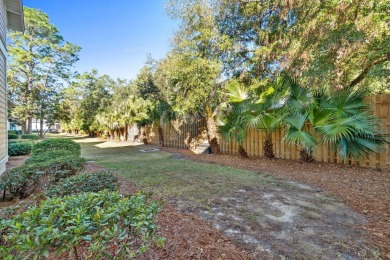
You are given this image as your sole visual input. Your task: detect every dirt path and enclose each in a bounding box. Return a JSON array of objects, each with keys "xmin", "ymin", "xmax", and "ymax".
[{"xmin": 161, "ymin": 147, "xmax": 390, "ymax": 259}]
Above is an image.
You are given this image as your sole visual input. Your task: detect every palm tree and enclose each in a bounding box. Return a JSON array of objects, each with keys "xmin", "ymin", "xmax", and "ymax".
[
  {"xmin": 220, "ymin": 79, "xmax": 284, "ymax": 159},
  {"xmin": 218, "ymin": 80, "xmax": 250, "ymax": 158},
  {"xmin": 243, "ymin": 102, "xmax": 284, "ymax": 158},
  {"xmin": 282, "ymin": 76, "xmax": 319, "ymax": 161},
  {"xmin": 282, "ymin": 74, "xmax": 388, "ymax": 161},
  {"xmin": 316, "ymin": 87, "xmax": 388, "ymax": 160},
  {"xmin": 148, "ymin": 101, "xmax": 176, "ymax": 147}
]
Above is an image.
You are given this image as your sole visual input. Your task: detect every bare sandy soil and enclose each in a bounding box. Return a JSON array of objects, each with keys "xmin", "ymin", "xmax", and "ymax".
[{"xmin": 161, "ymin": 146, "xmax": 390, "ymax": 259}]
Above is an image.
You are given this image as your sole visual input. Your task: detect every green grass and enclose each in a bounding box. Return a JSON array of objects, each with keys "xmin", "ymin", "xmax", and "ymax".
[{"xmin": 71, "ymin": 136, "xmax": 274, "ymax": 207}]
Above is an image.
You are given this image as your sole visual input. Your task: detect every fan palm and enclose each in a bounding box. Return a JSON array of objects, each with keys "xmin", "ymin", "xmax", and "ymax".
[
  {"xmin": 282, "ymin": 75, "xmax": 319, "ymax": 161},
  {"xmin": 218, "ymin": 80, "xmax": 250, "ymax": 157},
  {"xmin": 220, "ymin": 79, "xmax": 285, "ymax": 159},
  {"xmin": 316, "ymin": 87, "xmax": 388, "ymax": 161},
  {"xmin": 283, "ymin": 74, "xmax": 388, "ymax": 161}
]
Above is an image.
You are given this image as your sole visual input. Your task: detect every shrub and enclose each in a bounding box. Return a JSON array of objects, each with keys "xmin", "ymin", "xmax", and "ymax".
[
  {"xmin": 21, "ymin": 134, "xmax": 39, "ymax": 140},
  {"xmin": 7, "ymin": 130, "xmax": 16, "ymax": 135},
  {"xmin": 32, "ymin": 138, "xmax": 80, "ymax": 155},
  {"xmin": 7, "ymin": 134, "xmax": 18, "ymax": 140},
  {"xmin": 8, "ymin": 139, "xmax": 33, "ymax": 144},
  {"xmin": 8, "ymin": 142, "xmax": 33, "ymax": 156},
  {"xmin": 26, "ymin": 149, "xmax": 75, "ymax": 165},
  {"xmin": 0, "ymin": 191, "xmax": 160, "ymax": 259},
  {"xmin": 45, "ymin": 171, "xmax": 118, "ymax": 198},
  {"xmin": 0, "ymin": 165, "xmax": 41, "ymax": 199},
  {"xmin": 34, "ymin": 155, "xmax": 85, "ymax": 181}
]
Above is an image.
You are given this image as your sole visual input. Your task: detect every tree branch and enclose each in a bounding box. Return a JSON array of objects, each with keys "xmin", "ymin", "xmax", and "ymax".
[{"xmin": 349, "ymin": 54, "xmax": 389, "ymax": 88}]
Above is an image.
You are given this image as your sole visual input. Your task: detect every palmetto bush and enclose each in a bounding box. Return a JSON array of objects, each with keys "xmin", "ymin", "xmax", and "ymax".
[
  {"xmin": 221, "ymin": 75, "xmax": 387, "ymax": 162},
  {"xmin": 282, "ymin": 75, "xmax": 387, "ymax": 161},
  {"xmin": 219, "ymin": 79, "xmax": 284, "ymax": 158},
  {"xmin": 218, "ymin": 80, "xmax": 251, "ymax": 158}
]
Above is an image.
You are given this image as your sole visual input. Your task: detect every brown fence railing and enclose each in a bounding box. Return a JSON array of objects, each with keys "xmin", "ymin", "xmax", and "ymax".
[{"xmin": 150, "ymin": 94, "xmax": 390, "ymax": 169}]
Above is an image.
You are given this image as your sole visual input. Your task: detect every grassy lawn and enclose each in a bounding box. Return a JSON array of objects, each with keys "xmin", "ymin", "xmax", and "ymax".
[{"xmin": 75, "ymin": 136, "xmax": 275, "ymax": 206}]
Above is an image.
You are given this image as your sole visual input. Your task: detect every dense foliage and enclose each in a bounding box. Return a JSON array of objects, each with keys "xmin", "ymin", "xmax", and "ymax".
[
  {"xmin": 8, "ymin": 142, "xmax": 33, "ymax": 156},
  {"xmin": 34, "ymin": 155, "xmax": 85, "ymax": 181},
  {"xmin": 1, "ymin": 139, "xmax": 84, "ymax": 199},
  {"xmin": 32, "ymin": 138, "xmax": 81, "ymax": 155},
  {"xmin": 20, "ymin": 134, "xmax": 39, "ymax": 140},
  {"xmin": 0, "ymin": 165, "xmax": 41, "ymax": 199},
  {"xmin": 45, "ymin": 171, "xmax": 118, "ymax": 197},
  {"xmin": 219, "ymin": 74, "xmax": 388, "ymax": 161},
  {"xmin": 0, "ymin": 191, "xmax": 160, "ymax": 259},
  {"xmin": 7, "ymin": 134, "xmax": 18, "ymax": 140}
]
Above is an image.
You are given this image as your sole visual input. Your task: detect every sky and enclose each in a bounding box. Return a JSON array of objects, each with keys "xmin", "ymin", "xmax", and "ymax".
[{"xmin": 23, "ymin": 0, "xmax": 178, "ymax": 80}]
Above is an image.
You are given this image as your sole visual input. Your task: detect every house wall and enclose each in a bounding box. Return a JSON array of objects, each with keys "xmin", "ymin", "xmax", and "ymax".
[{"xmin": 0, "ymin": 0, "xmax": 7, "ymax": 175}]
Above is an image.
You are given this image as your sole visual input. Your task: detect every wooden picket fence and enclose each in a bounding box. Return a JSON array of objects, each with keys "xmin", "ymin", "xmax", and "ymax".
[
  {"xmin": 150, "ymin": 94, "xmax": 390, "ymax": 169},
  {"xmin": 150, "ymin": 118, "xmax": 208, "ymax": 149}
]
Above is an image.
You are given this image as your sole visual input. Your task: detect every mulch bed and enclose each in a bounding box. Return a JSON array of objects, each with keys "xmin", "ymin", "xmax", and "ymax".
[
  {"xmin": 160, "ymin": 147, "xmax": 390, "ymax": 259},
  {"xmin": 5, "ymin": 155, "xmax": 30, "ymax": 170}
]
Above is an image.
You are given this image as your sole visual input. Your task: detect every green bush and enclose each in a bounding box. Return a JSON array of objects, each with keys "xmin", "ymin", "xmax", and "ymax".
[
  {"xmin": 33, "ymin": 155, "xmax": 85, "ymax": 181},
  {"xmin": 0, "ymin": 165, "xmax": 41, "ymax": 199},
  {"xmin": 45, "ymin": 171, "xmax": 118, "ymax": 198},
  {"xmin": 21, "ymin": 134, "xmax": 39, "ymax": 140},
  {"xmin": 8, "ymin": 142, "xmax": 33, "ymax": 156},
  {"xmin": 26, "ymin": 149, "xmax": 75, "ymax": 164},
  {"xmin": 0, "ymin": 191, "xmax": 160, "ymax": 259},
  {"xmin": 32, "ymin": 138, "xmax": 80, "ymax": 155},
  {"xmin": 7, "ymin": 130, "xmax": 16, "ymax": 135},
  {"xmin": 7, "ymin": 134, "xmax": 18, "ymax": 140},
  {"xmin": 8, "ymin": 139, "xmax": 30, "ymax": 144}
]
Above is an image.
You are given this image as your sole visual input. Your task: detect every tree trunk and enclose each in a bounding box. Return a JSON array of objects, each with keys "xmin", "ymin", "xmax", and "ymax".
[
  {"xmin": 263, "ymin": 133, "xmax": 274, "ymax": 158},
  {"xmin": 206, "ymin": 115, "xmax": 220, "ymax": 154},
  {"xmin": 158, "ymin": 126, "xmax": 164, "ymax": 147},
  {"xmin": 299, "ymin": 149, "xmax": 314, "ymax": 162},
  {"xmin": 39, "ymin": 118, "xmax": 44, "ymax": 138},
  {"xmin": 238, "ymin": 144, "xmax": 249, "ymax": 158},
  {"xmin": 125, "ymin": 123, "xmax": 128, "ymax": 141},
  {"xmin": 141, "ymin": 126, "xmax": 148, "ymax": 144},
  {"xmin": 27, "ymin": 117, "xmax": 32, "ymax": 134},
  {"xmin": 21, "ymin": 122, "xmax": 26, "ymax": 134}
]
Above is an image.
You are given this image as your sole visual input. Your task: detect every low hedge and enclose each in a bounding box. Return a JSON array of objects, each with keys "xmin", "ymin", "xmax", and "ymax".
[
  {"xmin": 26, "ymin": 149, "xmax": 75, "ymax": 164},
  {"xmin": 31, "ymin": 155, "xmax": 85, "ymax": 182},
  {"xmin": 0, "ymin": 165, "xmax": 41, "ymax": 199},
  {"xmin": 32, "ymin": 138, "xmax": 80, "ymax": 155},
  {"xmin": 45, "ymin": 171, "xmax": 119, "ymax": 198},
  {"xmin": 0, "ymin": 191, "xmax": 160, "ymax": 259},
  {"xmin": 21, "ymin": 134, "xmax": 40, "ymax": 140},
  {"xmin": 7, "ymin": 130, "xmax": 16, "ymax": 135},
  {"xmin": 8, "ymin": 142, "xmax": 33, "ymax": 156},
  {"xmin": 8, "ymin": 139, "xmax": 33, "ymax": 144},
  {"xmin": 7, "ymin": 134, "xmax": 18, "ymax": 140}
]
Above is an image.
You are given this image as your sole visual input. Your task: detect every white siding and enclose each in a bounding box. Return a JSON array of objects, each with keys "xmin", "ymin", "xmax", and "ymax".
[{"xmin": 0, "ymin": 0, "xmax": 7, "ymax": 174}]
